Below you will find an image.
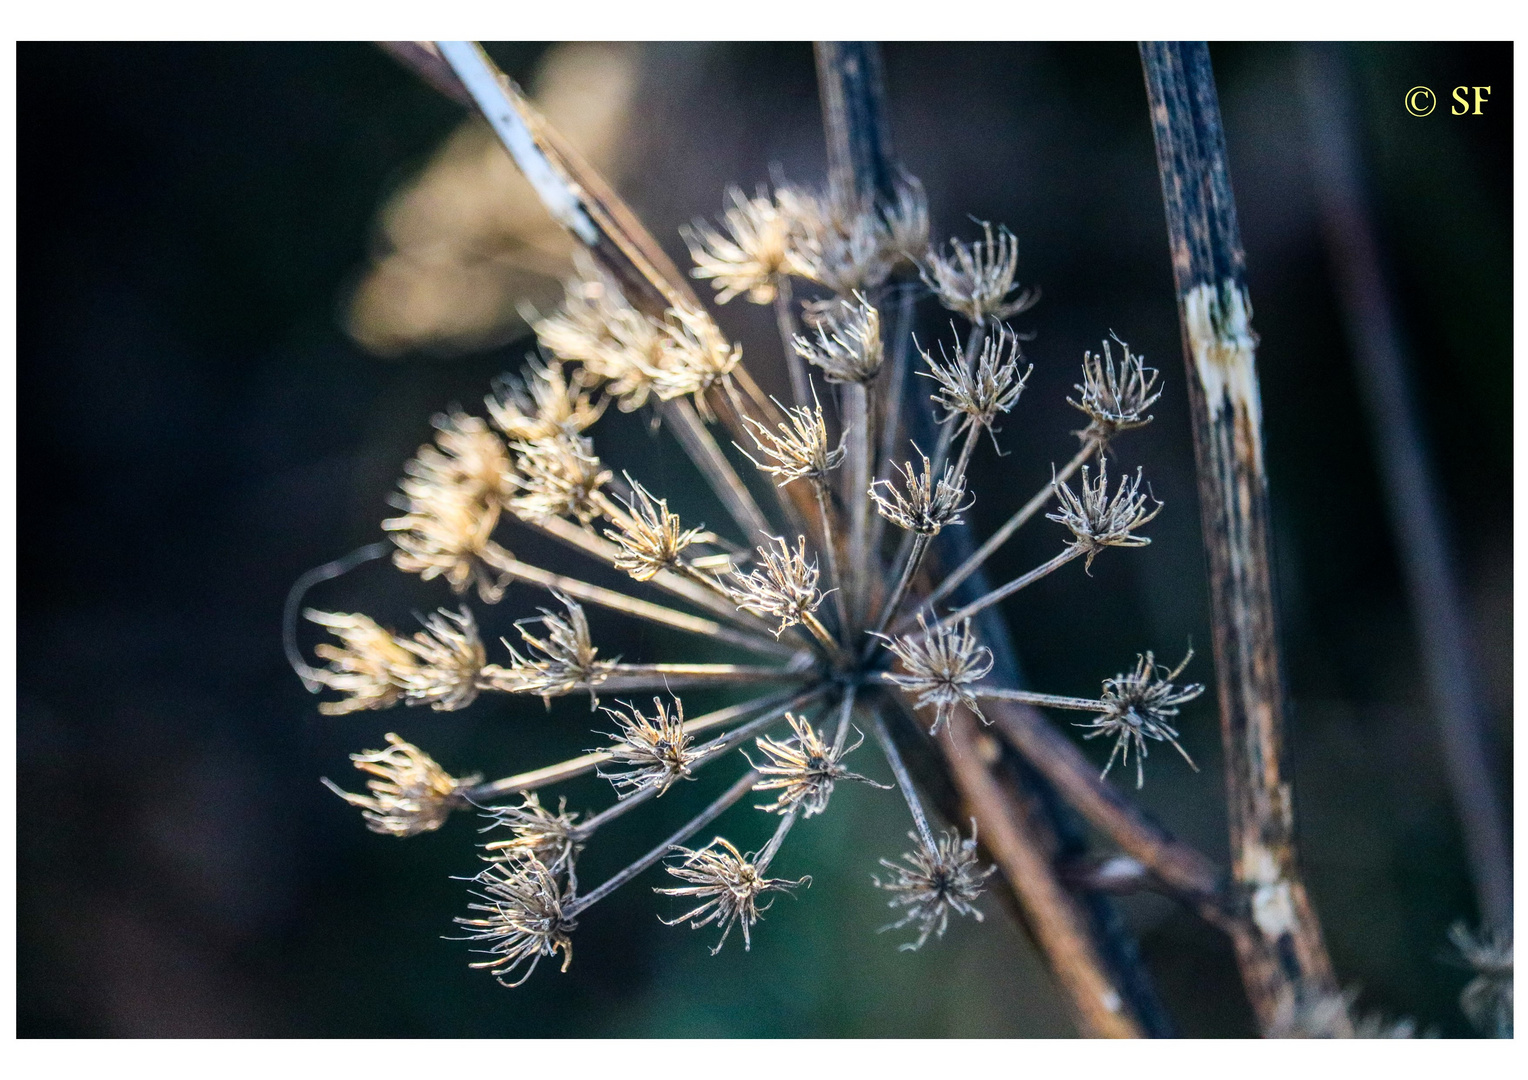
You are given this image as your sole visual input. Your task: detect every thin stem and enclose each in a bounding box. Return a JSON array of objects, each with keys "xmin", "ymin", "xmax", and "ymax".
[
  {"xmin": 773, "ymin": 277, "xmax": 811, "ymax": 409},
  {"xmin": 691, "ymin": 685, "xmax": 829, "ymax": 762},
  {"xmin": 799, "ymin": 611, "xmax": 851, "ymax": 668},
  {"xmin": 870, "ymin": 708, "xmax": 936, "ymax": 850},
  {"xmin": 844, "ymin": 381, "xmax": 872, "ymax": 629},
  {"xmin": 867, "ymin": 282, "xmax": 919, "ymax": 563},
  {"xmin": 754, "ymin": 808, "xmax": 800, "ymax": 874},
  {"xmin": 867, "ymin": 532, "xmax": 929, "ymax": 646},
  {"xmin": 572, "ymin": 781, "xmax": 661, "ymax": 839},
  {"xmin": 565, "ymin": 769, "xmax": 760, "ymax": 916},
  {"xmin": 813, "ymin": 482, "xmax": 852, "ymax": 636},
  {"xmin": 464, "ymin": 687, "xmax": 815, "ymax": 801},
  {"xmin": 928, "ymin": 440, "xmax": 1096, "ymax": 609},
  {"xmin": 480, "ymin": 544, "xmax": 793, "ymax": 660},
  {"xmin": 934, "ymin": 545, "xmax": 1084, "ymax": 631},
  {"xmin": 659, "ymin": 398, "xmax": 773, "ymax": 545},
  {"xmin": 971, "ymin": 687, "xmax": 1104, "ymax": 711},
  {"xmin": 830, "ymin": 683, "xmax": 858, "ymax": 756}
]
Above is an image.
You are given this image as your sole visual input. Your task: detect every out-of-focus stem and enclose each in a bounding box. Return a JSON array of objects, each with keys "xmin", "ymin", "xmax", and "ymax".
[
  {"xmin": 773, "ymin": 277, "xmax": 811, "ymax": 409},
  {"xmin": 659, "ymin": 397, "xmax": 773, "ymax": 545},
  {"xmin": 934, "ymin": 545, "xmax": 1084, "ymax": 631},
  {"xmin": 844, "ymin": 381, "xmax": 871, "ymax": 629}
]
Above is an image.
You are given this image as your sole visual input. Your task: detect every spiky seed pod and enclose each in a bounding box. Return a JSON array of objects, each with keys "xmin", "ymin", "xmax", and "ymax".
[
  {"xmin": 880, "ymin": 616, "xmax": 994, "ymax": 735},
  {"xmin": 1267, "ymin": 983, "xmax": 1421, "ymax": 1039},
  {"xmin": 531, "ymin": 263, "xmax": 670, "ymax": 412},
  {"xmin": 410, "ymin": 410, "xmax": 518, "ymax": 505},
  {"xmin": 880, "ymin": 172, "xmax": 931, "ymax": 265},
  {"xmin": 791, "ymin": 291, "xmax": 883, "ymax": 384},
  {"xmin": 506, "ymin": 433, "xmax": 613, "ymax": 526},
  {"xmin": 480, "ymin": 592, "xmax": 613, "ymax": 707},
  {"xmin": 920, "ymin": 323, "xmax": 1031, "ymax": 440},
  {"xmin": 780, "ymin": 185, "xmax": 894, "ymax": 296},
  {"xmin": 1450, "ymin": 923, "xmax": 1513, "ymax": 1037},
  {"xmin": 393, "ymin": 606, "xmax": 487, "ymax": 712},
  {"xmin": 597, "ymin": 696, "xmax": 697, "ymax": 798},
  {"xmin": 683, "ymin": 185, "xmax": 795, "ymax": 304},
  {"xmin": 728, "ymin": 535, "xmax": 825, "ymax": 636},
  {"xmin": 486, "ymin": 358, "xmax": 606, "ymax": 443},
  {"xmin": 745, "ymin": 712, "xmax": 884, "ymax": 817},
  {"xmin": 1046, "ymin": 457, "xmax": 1162, "ymax": 571},
  {"xmin": 455, "ymin": 849, "xmax": 576, "ymax": 987},
  {"xmin": 322, "ymin": 733, "xmax": 478, "ymax": 837},
  {"xmin": 483, "ymin": 793, "xmax": 584, "ymax": 880},
  {"xmin": 869, "ymin": 451, "xmax": 972, "ymax": 535},
  {"xmin": 738, "ymin": 394, "xmax": 845, "ymax": 488},
  {"xmin": 920, "ymin": 220, "xmax": 1036, "ymax": 325},
  {"xmin": 657, "ymin": 837, "xmax": 810, "ymax": 953},
  {"xmin": 1074, "ymin": 648, "xmax": 1203, "ymax": 789},
  {"xmin": 306, "ymin": 610, "xmax": 419, "ymax": 715},
  {"xmin": 873, "ymin": 822, "xmax": 995, "ymax": 951},
  {"xmin": 605, "ymin": 479, "xmax": 715, "ymax": 582},
  {"xmin": 1067, "ymin": 334, "xmax": 1161, "ymax": 443},
  {"xmin": 653, "ymin": 305, "xmax": 742, "ymax": 413}
]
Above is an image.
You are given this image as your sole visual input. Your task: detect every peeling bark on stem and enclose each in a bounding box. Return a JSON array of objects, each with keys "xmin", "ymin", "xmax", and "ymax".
[{"xmin": 1141, "ymin": 40, "xmax": 1341, "ymax": 1033}]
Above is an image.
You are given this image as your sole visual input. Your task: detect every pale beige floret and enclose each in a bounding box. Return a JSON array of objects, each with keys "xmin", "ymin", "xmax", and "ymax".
[
  {"xmin": 322, "ymin": 733, "xmax": 479, "ymax": 837},
  {"xmin": 921, "ymin": 220, "xmax": 1036, "ymax": 325},
  {"xmin": 657, "ymin": 837, "xmax": 810, "ymax": 953},
  {"xmin": 486, "ymin": 357, "xmax": 606, "ymax": 443},
  {"xmin": 791, "ymin": 292, "xmax": 883, "ymax": 384},
  {"xmin": 683, "ymin": 185, "xmax": 795, "ymax": 305},
  {"xmin": 604, "ymin": 478, "xmax": 715, "ymax": 581},
  {"xmin": 1046, "ymin": 457, "xmax": 1163, "ymax": 571},
  {"xmin": 880, "ymin": 615, "xmax": 994, "ymax": 735},
  {"xmin": 869, "ymin": 450, "xmax": 971, "ymax": 535}
]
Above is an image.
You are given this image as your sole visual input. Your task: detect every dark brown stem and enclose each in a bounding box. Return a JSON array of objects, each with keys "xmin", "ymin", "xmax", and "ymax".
[{"xmin": 1141, "ymin": 40, "xmax": 1341, "ymax": 1032}]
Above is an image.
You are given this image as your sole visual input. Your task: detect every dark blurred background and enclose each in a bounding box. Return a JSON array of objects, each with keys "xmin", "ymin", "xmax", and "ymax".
[{"xmin": 17, "ymin": 42, "xmax": 1511, "ymax": 1037}]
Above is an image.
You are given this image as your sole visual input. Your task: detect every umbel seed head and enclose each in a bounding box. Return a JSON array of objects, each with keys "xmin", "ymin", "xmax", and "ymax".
[
  {"xmin": 880, "ymin": 616, "xmax": 994, "ymax": 735},
  {"xmin": 657, "ymin": 837, "xmax": 810, "ymax": 954},
  {"xmin": 322, "ymin": 733, "xmax": 479, "ymax": 837},
  {"xmin": 874, "ymin": 821, "xmax": 995, "ymax": 951},
  {"xmin": 1047, "ymin": 457, "xmax": 1162, "ymax": 571}
]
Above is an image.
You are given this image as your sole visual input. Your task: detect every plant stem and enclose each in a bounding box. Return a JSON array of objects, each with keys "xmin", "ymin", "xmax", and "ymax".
[
  {"xmin": 844, "ymin": 380, "xmax": 871, "ymax": 630},
  {"xmin": 773, "ymin": 277, "xmax": 812, "ymax": 409},
  {"xmin": 659, "ymin": 397, "xmax": 773, "ymax": 546},
  {"xmin": 869, "ymin": 708, "xmax": 937, "ymax": 850},
  {"xmin": 934, "ymin": 545, "xmax": 1084, "ymax": 631},
  {"xmin": 1141, "ymin": 39, "xmax": 1340, "ymax": 1032}
]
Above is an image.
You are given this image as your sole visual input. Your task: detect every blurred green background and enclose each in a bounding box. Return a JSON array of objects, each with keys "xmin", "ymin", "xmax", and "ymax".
[{"xmin": 17, "ymin": 42, "xmax": 1511, "ymax": 1037}]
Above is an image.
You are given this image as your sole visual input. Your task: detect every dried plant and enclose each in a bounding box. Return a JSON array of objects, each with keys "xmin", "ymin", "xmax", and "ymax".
[{"xmin": 293, "ymin": 42, "xmax": 1230, "ymax": 1031}]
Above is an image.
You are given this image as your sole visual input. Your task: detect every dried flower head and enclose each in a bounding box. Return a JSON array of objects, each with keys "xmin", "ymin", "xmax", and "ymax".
[
  {"xmin": 880, "ymin": 616, "xmax": 994, "ymax": 735},
  {"xmin": 738, "ymin": 392, "xmax": 845, "ymax": 488},
  {"xmin": 384, "ymin": 414, "xmax": 513, "ymax": 602},
  {"xmin": 322, "ymin": 733, "xmax": 477, "ymax": 837},
  {"xmin": 782, "ymin": 184, "xmax": 894, "ymax": 296},
  {"xmin": 532, "ymin": 264, "xmax": 669, "ymax": 412},
  {"xmin": 745, "ymin": 712, "xmax": 884, "ymax": 817},
  {"xmin": 1047, "ymin": 457, "xmax": 1162, "ymax": 571},
  {"xmin": 486, "ymin": 358, "xmax": 606, "ymax": 443},
  {"xmin": 920, "ymin": 220, "xmax": 1036, "ymax": 325},
  {"xmin": 792, "ymin": 291, "xmax": 883, "ymax": 384},
  {"xmin": 306, "ymin": 610, "xmax": 418, "ymax": 715},
  {"xmin": 653, "ymin": 304, "xmax": 742, "ymax": 412},
  {"xmin": 658, "ymin": 837, "xmax": 810, "ymax": 953},
  {"xmin": 507, "ymin": 433, "xmax": 613, "ymax": 525},
  {"xmin": 874, "ymin": 822, "xmax": 995, "ymax": 951},
  {"xmin": 1075, "ymin": 648, "xmax": 1203, "ymax": 789},
  {"xmin": 483, "ymin": 793, "xmax": 584, "ymax": 879},
  {"xmin": 456, "ymin": 849, "xmax": 576, "ymax": 987},
  {"xmin": 604, "ymin": 478, "xmax": 715, "ymax": 582},
  {"xmin": 729, "ymin": 535, "xmax": 825, "ymax": 636},
  {"xmin": 1067, "ymin": 334, "xmax": 1161, "ymax": 443},
  {"xmin": 869, "ymin": 449, "xmax": 972, "ymax": 535},
  {"xmin": 683, "ymin": 185, "xmax": 794, "ymax": 304},
  {"xmin": 920, "ymin": 323, "xmax": 1031, "ymax": 443},
  {"xmin": 481, "ymin": 592, "xmax": 614, "ymax": 706},
  {"xmin": 880, "ymin": 172, "xmax": 931, "ymax": 265},
  {"xmin": 1450, "ymin": 922, "xmax": 1513, "ymax": 1037},
  {"xmin": 392, "ymin": 606, "xmax": 487, "ymax": 711},
  {"xmin": 597, "ymin": 696, "xmax": 697, "ymax": 798}
]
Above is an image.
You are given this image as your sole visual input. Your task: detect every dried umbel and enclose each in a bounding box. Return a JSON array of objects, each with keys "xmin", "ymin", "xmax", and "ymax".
[
  {"xmin": 658, "ymin": 837, "xmax": 810, "ymax": 953},
  {"xmin": 1450, "ymin": 922, "xmax": 1513, "ymax": 1038},
  {"xmin": 874, "ymin": 822, "xmax": 995, "ymax": 951},
  {"xmin": 683, "ymin": 185, "xmax": 796, "ymax": 305},
  {"xmin": 870, "ymin": 450, "xmax": 971, "ymax": 536},
  {"xmin": 746, "ymin": 712, "xmax": 882, "ymax": 817},
  {"xmin": 792, "ymin": 291, "xmax": 883, "ymax": 384},
  {"xmin": 880, "ymin": 616, "xmax": 994, "ymax": 735},
  {"xmin": 455, "ymin": 849, "xmax": 576, "ymax": 987},
  {"xmin": 1267, "ymin": 983, "xmax": 1421, "ymax": 1039},
  {"xmin": 300, "ymin": 70, "xmax": 1198, "ymax": 1001},
  {"xmin": 322, "ymin": 733, "xmax": 478, "ymax": 838},
  {"xmin": 739, "ymin": 394, "xmax": 844, "ymax": 489},
  {"xmin": 1075, "ymin": 649, "xmax": 1203, "ymax": 789},
  {"xmin": 1047, "ymin": 457, "xmax": 1162, "ymax": 571},
  {"xmin": 598, "ymin": 696, "xmax": 697, "ymax": 798},
  {"xmin": 921, "ymin": 220, "xmax": 1037, "ymax": 325},
  {"xmin": 482, "ymin": 592, "xmax": 614, "ymax": 706},
  {"xmin": 606, "ymin": 479, "xmax": 714, "ymax": 581},
  {"xmin": 483, "ymin": 793, "xmax": 584, "ymax": 878},
  {"xmin": 1068, "ymin": 334, "xmax": 1161, "ymax": 443}
]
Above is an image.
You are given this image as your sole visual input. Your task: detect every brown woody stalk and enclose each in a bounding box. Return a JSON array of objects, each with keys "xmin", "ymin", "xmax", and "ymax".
[{"xmin": 1140, "ymin": 41, "xmax": 1341, "ymax": 1033}]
